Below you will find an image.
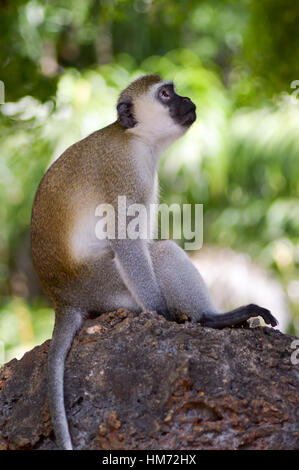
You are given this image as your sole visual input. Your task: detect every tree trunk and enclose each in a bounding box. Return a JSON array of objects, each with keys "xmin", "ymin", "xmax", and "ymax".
[{"xmin": 0, "ymin": 309, "xmax": 298, "ymax": 450}]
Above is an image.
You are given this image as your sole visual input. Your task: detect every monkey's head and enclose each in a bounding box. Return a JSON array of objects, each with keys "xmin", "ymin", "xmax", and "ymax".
[{"xmin": 117, "ymin": 74, "xmax": 196, "ymax": 147}]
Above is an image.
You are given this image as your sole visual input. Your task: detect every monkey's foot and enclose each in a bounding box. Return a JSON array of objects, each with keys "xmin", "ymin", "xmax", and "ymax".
[
  {"xmin": 200, "ymin": 304, "xmax": 278, "ymax": 329},
  {"xmin": 251, "ymin": 305, "xmax": 278, "ymax": 327}
]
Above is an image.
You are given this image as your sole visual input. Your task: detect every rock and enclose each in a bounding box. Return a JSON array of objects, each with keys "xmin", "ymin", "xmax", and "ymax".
[{"xmin": 0, "ymin": 309, "xmax": 298, "ymax": 450}]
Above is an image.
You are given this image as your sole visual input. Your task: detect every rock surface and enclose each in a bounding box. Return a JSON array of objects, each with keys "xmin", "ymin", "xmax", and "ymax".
[{"xmin": 0, "ymin": 309, "xmax": 298, "ymax": 450}]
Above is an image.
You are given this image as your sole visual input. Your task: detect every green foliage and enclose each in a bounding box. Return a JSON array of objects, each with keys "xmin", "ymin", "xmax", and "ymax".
[
  {"xmin": 0, "ymin": 297, "xmax": 54, "ymax": 363},
  {"xmin": 0, "ymin": 0, "xmax": 298, "ymax": 361}
]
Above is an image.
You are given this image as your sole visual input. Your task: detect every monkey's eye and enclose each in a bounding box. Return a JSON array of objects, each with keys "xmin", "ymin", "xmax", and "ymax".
[{"xmin": 159, "ymin": 87, "xmax": 172, "ymax": 101}]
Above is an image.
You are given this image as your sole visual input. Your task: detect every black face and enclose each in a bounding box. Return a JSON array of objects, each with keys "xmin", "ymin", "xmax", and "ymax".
[{"xmin": 157, "ymin": 83, "xmax": 196, "ymax": 127}]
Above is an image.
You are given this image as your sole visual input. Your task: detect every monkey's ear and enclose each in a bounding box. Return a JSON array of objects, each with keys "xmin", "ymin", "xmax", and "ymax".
[{"xmin": 117, "ymin": 98, "xmax": 137, "ymax": 128}]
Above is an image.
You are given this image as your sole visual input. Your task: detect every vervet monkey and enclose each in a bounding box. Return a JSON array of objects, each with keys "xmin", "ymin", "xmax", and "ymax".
[{"xmin": 31, "ymin": 74, "xmax": 277, "ymax": 450}]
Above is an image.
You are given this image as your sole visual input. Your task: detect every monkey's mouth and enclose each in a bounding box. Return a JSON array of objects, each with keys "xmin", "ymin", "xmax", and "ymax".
[
  {"xmin": 180, "ymin": 107, "xmax": 196, "ymax": 127},
  {"xmin": 170, "ymin": 100, "xmax": 197, "ymax": 127}
]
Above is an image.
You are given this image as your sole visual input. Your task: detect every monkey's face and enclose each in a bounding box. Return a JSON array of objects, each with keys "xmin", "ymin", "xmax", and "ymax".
[
  {"xmin": 117, "ymin": 76, "xmax": 196, "ymax": 149},
  {"xmin": 156, "ymin": 82, "xmax": 196, "ymax": 128}
]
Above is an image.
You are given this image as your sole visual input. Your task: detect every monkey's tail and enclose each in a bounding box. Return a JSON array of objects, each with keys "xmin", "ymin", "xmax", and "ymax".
[{"xmin": 48, "ymin": 306, "xmax": 84, "ymax": 450}]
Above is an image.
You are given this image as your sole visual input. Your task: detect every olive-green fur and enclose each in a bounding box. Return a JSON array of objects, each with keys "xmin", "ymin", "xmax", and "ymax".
[
  {"xmin": 31, "ymin": 121, "xmax": 145, "ymax": 309},
  {"xmin": 118, "ymin": 74, "xmax": 162, "ymax": 103}
]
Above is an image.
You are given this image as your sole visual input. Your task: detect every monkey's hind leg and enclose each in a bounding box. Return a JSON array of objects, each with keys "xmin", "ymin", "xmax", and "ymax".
[
  {"xmin": 200, "ymin": 304, "xmax": 277, "ymax": 328},
  {"xmin": 149, "ymin": 240, "xmax": 278, "ymax": 328},
  {"xmin": 48, "ymin": 306, "xmax": 84, "ymax": 450}
]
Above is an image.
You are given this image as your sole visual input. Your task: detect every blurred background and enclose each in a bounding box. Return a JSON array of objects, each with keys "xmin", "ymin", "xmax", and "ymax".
[{"xmin": 0, "ymin": 0, "xmax": 299, "ymax": 363}]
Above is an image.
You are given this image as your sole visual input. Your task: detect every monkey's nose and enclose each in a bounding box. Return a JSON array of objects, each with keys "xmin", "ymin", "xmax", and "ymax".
[{"xmin": 182, "ymin": 97, "xmax": 196, "ymax": 112}]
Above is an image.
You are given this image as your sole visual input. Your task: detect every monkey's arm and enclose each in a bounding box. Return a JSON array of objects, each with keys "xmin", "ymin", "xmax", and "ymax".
[{"xmin": 110, "ymin": 238, "xmax": 168, "ymax": 316}]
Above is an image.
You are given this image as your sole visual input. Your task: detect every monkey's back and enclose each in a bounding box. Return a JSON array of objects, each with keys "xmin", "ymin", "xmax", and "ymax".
[{"xmin": 31, "ymin": 122, "xmax": 135, "ymax": 304}]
